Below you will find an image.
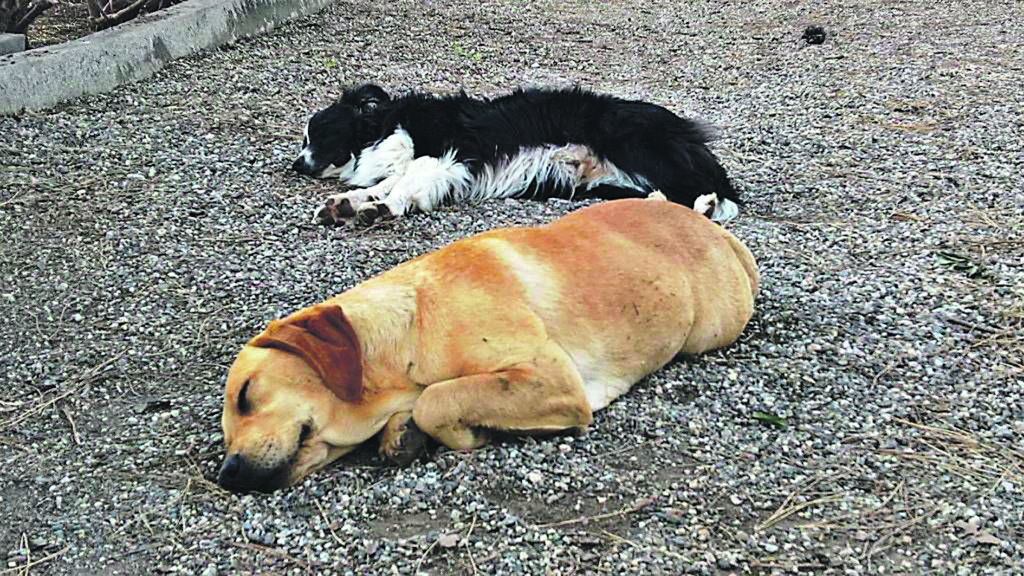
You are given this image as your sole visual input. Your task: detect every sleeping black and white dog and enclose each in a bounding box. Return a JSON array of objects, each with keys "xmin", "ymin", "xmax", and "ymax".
[{"xmin": 292, "ymin": 84, "xmax": 741, "ymax": 226}]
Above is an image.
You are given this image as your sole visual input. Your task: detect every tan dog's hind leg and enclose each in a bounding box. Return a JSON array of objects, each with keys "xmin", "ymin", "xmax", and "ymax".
[{"xmin": 412, "ymin": 345, "xmax": 593, "ymax": 451}]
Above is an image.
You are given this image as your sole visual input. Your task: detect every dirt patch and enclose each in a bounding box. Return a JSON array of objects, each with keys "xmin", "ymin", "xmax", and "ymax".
[
  {"xmin": 21, "ymin": 0, "xmax": 189, "ymax": 48},
  {"xmin": 22, "ymin": 1, "xmax": 91, "ymax": 47}
]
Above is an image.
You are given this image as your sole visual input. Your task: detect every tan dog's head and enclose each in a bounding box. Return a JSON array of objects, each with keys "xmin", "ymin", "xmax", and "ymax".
[{"xmin": 217, "ymin": 305, "xmax": 377, "ymax": 492}]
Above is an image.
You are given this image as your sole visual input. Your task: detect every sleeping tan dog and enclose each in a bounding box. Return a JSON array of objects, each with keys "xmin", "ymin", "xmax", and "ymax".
[{"xmin": 217, "ymin": 196, "xmax": 759, "ymax": 492}]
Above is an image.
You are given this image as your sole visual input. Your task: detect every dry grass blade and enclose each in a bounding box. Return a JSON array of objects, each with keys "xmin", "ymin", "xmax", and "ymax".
[
  {"xmin": 0, "ymin": 400, "xmax": 26, "ymax": 413},
  {"xmin": 749, "ymin": 560, "xmax": 827, "ymax": 571},
  {"xmin": 757, "ymin": 494, "xmax": 843, "ymax": 532},
  {"xmin": 531, "ymin": 495, "xmax": 658, "ymax": 529},
  {"xmin": 893, "ymin": 417, "xmax": 1024, "ymax": 464},
  {"xmin": 314, "ymin": 500, "xmax": 344, "ymax": 546},
  {"xmin": 873, "ymin": 417, "xmax": 1024, "ymax": 497},
  {"xmin": 0, "ymin": 546, "xmax": 69, "ymax": 576},
  {"xmin": 601, "ymin": 529, "xmax": 687, "ymax": 561},
  {"xmin": 464, "ymin": 513, "xmax": 479, "ymax": 575},
  {"xmin": 0, "ymin": 352, "xmax": 124, "ymax": 432},
  {"xmin": 414, "ymin": 534, "xmax": 441, "ymax": 574},
  {"xmin": 60, "ymin": 405, "xmax": 82, "ymax": 445},
  {"xmin": 228, "ymin": 541, "xmax": 312, "ymax": 572}
]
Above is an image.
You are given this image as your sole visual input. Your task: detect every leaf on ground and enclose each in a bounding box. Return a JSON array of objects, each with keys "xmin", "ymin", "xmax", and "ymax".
[
  {"xmin": 437, "ymin": 533, "xmax": 459, "ymax": 548},
  {"xmin": 975, "ymin": 531, "xmax": 1001, "ymax": 546},
  {"xmin": 935, "ymin": 250, "xmax": 990, "ymax": 279},
  {"xmin": 750, "ymin": 411, "xmax": 788, "ymax": 429},
  {"xmin": 891, "ymin": 212, "xmax": 923, "ymax": 222}
]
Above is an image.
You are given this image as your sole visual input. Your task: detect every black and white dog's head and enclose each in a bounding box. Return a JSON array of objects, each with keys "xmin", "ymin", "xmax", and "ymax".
[{"xmin": 291, "ymin": 84, "xmax": 391, "ymax": 179}]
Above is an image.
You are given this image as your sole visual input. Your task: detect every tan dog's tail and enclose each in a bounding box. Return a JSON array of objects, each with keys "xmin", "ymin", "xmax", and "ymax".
[{"xmin": 724, "ymin": 232, "xmax": 760, "ymax": 299}]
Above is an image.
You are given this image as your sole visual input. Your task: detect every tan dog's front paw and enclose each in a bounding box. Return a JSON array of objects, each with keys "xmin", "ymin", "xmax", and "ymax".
[{"xmin": 380, "ymin": 411, "xmax": 428, "ymax": 466}]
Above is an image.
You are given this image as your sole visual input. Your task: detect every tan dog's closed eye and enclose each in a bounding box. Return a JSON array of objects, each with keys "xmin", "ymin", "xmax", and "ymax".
[{"xmin": 219, "ymin": 198, "xmax": 759, "ymax": 492}]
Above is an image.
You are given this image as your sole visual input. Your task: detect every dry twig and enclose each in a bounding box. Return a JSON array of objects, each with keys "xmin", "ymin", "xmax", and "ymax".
[
  {"xmin": 314, "ymin": 500, "xmax": 344, "ymax": 546},
  {"xmin": 464, "ymin": 514, "xmax": 479, "ymax": 575},
  {"xmin": 228, "ymin": 541, "xmax": 312, "ymax": 572},
  {"xmin": 414, "ymin": 534, "xmax": 441, "ymax": 574},
  {"xmin": 531, "ymin": 495, "xmax": 657, "ymax": 529},
  {"xmin": 0, "ymin": 545, "xmax": 69, "ymax": 576},
  {"xmin": 757, "ymin": 494, "xmax": 843, "ymax": 532},
  {"xmin": 60, "ymin": 405, "xmax": 82, "ymax": 445},
  {"xmin": 0, "ymin": 352, "xmax": 123, "ymax": 432}
]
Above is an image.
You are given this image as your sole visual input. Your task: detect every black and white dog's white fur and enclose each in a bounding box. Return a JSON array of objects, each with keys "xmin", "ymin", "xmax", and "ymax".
[{"xmin": 293, "ymin": 84, "xmax": 741, "ymax": 226}]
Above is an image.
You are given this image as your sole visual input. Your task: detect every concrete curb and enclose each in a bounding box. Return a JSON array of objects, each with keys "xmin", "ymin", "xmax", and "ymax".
[
  {"xmin": 0, "ymin": 0, "xmax": 334, "ymax": 115},
  {"xmin": 0, "ymin": 33, "xmax": 26, "ymax": 56}
]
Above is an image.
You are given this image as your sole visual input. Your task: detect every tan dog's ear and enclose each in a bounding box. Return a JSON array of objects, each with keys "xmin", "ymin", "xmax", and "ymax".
[{"xmin": 250, "ymin": 305, "xmax": 363, "ymax": 403}]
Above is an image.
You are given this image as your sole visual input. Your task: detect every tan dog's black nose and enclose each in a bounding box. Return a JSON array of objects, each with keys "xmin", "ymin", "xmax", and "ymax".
[
  {"xmin": 218, "ymin": 453, "xmax": 284, "ymax": 493},
  {"xmin": 217, "ymin": 453, "xmax": 246, "ymax": 490},
  {"xmin": 219, "ymin": 453, "xmax": 242, "ymax": 479}
]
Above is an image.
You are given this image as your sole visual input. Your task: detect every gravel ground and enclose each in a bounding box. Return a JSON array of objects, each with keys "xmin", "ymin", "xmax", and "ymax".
[{"xmin": 2, "ymin": 0, "xmax": 1023, "ymax": 574}]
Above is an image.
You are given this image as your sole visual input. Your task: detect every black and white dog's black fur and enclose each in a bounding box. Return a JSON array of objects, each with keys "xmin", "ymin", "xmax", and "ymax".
[{"xmin": 293, "ymin": 84, "xmax": 741, "ymax": 226}]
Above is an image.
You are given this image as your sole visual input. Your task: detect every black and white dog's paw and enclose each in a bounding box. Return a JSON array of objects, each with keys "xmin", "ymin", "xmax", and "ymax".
[
  {"xmin": 316, "ymin": 195, "xmax": 356, "ymax": 226},
  {"xmin": 355, "ymin": 201, "xmax": 393, "ymax": 227},
  {"xmin": 693, "ymin": 193, "xmax": 719, "ymax": 219},
  {"xmin": 315, "ymin": 190, "xmax": 382, "ymax": 226}
]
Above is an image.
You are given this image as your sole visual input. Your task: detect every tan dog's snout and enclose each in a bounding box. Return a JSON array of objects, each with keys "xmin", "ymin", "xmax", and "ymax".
[{"xmin": 218, "ymin": 452, "xmax": 289, "ymax": 493}]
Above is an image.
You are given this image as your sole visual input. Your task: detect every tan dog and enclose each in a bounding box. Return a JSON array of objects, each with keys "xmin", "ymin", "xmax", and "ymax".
[{"xmin": 217, "ymin": 197, "xmax": 759, "ymax": 492}]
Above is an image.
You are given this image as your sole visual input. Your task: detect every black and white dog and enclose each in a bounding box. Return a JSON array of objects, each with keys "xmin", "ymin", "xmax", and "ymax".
[{"xmin": 293, "ymin": 84, "xmax": 741, "ymax": 226}]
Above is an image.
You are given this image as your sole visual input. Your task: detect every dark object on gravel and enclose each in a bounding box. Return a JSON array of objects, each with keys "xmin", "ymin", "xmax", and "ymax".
[{"xmin": 802, "ymin": 25, "xmax": 827, "ymax": 44}]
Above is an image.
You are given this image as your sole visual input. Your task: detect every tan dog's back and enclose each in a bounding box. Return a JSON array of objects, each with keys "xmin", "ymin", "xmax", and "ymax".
[
  {"xmin": 550, "ymin": 198, "xmax": 760, "ymax": 354},
  {"xmin": 377, "ymin": 198, "xmax": 759, "ymax": 412}
]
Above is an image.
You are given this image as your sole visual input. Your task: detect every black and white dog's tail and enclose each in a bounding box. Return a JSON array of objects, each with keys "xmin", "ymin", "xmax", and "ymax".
[
  {"xmin": 588, "ymin": 104, "xmax": 740, "ymax": 221},
  {"xmin": 461, "ymin": 87, "xmax": 741, "ymax": 221}
]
